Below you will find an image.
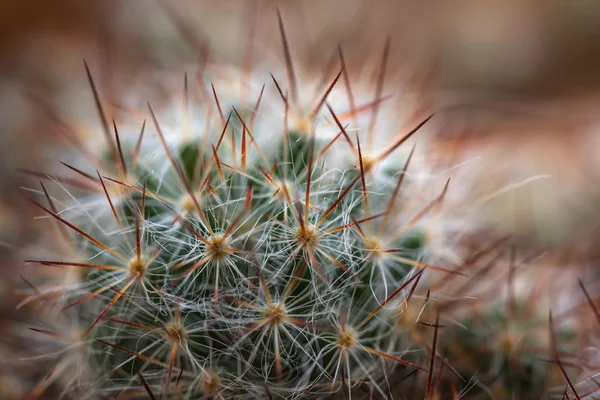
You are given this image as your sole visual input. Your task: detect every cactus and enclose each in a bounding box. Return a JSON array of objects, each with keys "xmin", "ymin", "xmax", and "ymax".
[
  {"xmin": 19, "ymin": 9, "xmax": 581, "ymax": 400},
  {"xmin": 17, "ymin": 30, "xmax": 467, "ymax": 397}
]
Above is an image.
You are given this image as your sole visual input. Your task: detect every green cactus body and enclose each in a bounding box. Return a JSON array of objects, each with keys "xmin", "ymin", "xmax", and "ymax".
[{"xmin": 19, "ymin": 57, "xmax": 452, "ymax": 399}]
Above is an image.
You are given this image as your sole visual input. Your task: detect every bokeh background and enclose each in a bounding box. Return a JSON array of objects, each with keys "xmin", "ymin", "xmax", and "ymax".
[{"xmin": 1, "ymin": 0, "xmax": 600, "ymax": 397}]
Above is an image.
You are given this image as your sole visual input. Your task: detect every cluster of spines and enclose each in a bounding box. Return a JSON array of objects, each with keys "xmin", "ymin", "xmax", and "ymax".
[
  {"xmin": 17, "ymin": 18, "xmax": 468, "ymax": 398},
  {"xmin": 17, "ymin": 8, "xmax": 600, "ymax": 400}
]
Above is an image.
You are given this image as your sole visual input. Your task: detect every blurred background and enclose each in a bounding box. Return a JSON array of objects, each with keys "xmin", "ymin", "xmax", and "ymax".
[{"xmin": 2, "ymin": 0, "xmax": 600, "ymax": 396}]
